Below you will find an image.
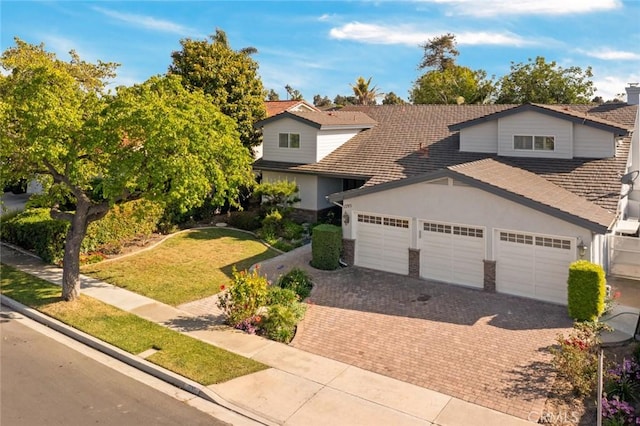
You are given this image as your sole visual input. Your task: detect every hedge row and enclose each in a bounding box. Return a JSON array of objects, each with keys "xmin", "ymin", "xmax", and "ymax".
[{"xmin": 1, "ymin": 200, "xmax": 162, "ymax": 263}]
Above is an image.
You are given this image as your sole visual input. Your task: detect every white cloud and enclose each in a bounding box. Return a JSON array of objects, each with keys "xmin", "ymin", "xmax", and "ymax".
[
  {"xmin": 579, "ymin": 48, "xmax": 640, "ymax": 61},
  {"xmin": 92, "ymin": 6, "xmax": 195, "ymax": 36},
  {"xmin": 423, "ymin": 0, "xmax": 622, "ymax": 17},
  {"xmin": 592, "ymin": 73, "xmax": 640, "ymax": 101},
  {"xmin": 329, "ymin": 22, "xmax": 533, "ymax": 47},
  {"xmin": 318, "ymin": 13, "xmax": 338, "ymax": 22}
]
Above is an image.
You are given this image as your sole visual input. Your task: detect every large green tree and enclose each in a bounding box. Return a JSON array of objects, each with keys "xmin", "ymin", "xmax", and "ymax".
[
  {"xmin": 169, "ymin": 29, "xmax": 266, "ymax": 148},
  {"xmin": 411, "ymin": 66, "xmax": 493, "ymax": 104},
  {"xmin": 382, "ymin": 92, "xmax": 406, "ymax": 105},
  {"xmin": 495, "ymin": 56, "xmax": 595, "ymax": 104},
  {"xmin": 411, "ymin": 34, "xmax": 493, "ymax": 104},
  {"xmin": 0, "ymin": 39, "xmax": 254, "ymax": 301}
]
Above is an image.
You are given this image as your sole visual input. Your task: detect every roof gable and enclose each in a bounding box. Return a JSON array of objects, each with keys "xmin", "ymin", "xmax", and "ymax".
[
  {"xmin": 449, "ymin": 103, "xmax": 631, "ymax": 135},
  {"xmin": 265, "ymin": 100, "xmax": 319, "ymax": 117},
  {"xmin": 329, "ymin": 158, "xmax": 615, "ymax": 233},
  {"xmin": 255, "ymin": 110, "xmax": 376, "ymax": 130}
]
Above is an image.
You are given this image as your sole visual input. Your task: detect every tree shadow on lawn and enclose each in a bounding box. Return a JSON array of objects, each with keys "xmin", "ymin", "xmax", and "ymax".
[
  {"xmin": 181, "ymin": 227, "xmax": 256, "ymax": 241},
  {"xmin": 162, "ymin": 313, "xmax": 225, "ymax": 332},
  {"xmin": 304, "ymin": 266, "xmax": 574, "ymax": 330}
]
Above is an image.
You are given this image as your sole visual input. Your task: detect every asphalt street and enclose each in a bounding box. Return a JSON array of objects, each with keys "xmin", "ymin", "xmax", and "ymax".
[{"xmin": 0, "ymin": 309, "xmax": 231, "ymax": 426}]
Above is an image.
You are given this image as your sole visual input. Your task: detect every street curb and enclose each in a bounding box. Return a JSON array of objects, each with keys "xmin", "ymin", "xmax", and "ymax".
[{"xmin": 0, "ymin": 295, "xmax": 276, "ymax": 426}]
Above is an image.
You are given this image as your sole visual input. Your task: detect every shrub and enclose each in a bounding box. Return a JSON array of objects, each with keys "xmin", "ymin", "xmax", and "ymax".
[
  {"xmin": 278, "ymin": 267, "xmax": 313, "ymax": 300},
  {"xmin": 261, "ymin": 210, "xmax": 283, "ymax": 236},
  {"xmin": 82, "ymin": 199, "xmax": 162, "ymax": 254},
  {"xmin": 282, "ymin": 220, "xmax": 304, "ymax": 240},
  {"xmin": 0, "ymin": 208, "xmax": 68, "ymax": 263},
  {"xmin": 310, "ymin": 224, "xmax": 342, "ymax": 270},
  {"xmin": 261, "ymin": 301, "xmax": 306, "ymax": 343},
  {"xmin": 270, "ymin": 240, "xmax": 291, "ymax": 252},
  {"xmin": 550, "ymin": 321, "xmax": 603, "ymax": 396},
  {"xmin": 216, "ymin": 268, "xmax": 269, "ymax": 327},
  {"xmin": 1, "ymin": 201, "xmax": 162, "ymax": 263},
  {"xmin": 267, "ymin": 286, "xmax": 299, "ymax": 306},
  {"xmin": 227, "ymin": 210, "xmax": 261, "ymax": 231},
  {"xmin": 567, "ymin": 260, "xmax": 606, "ymax": 321}
]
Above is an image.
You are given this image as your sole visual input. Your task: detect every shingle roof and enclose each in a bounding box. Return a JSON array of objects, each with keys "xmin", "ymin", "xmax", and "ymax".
[
  {"xmin": 449, "ymin": 103, "xmax": 632, "ymax": 135},
  {"xmin": 255, "ymin": 103, "xmax": 638, "ymax": 213},
  {"xmin": 265, "ymin": 100, "xmax": 318, "ymax": 117},
  {"xmin": 449, "ymin": 159, "xmax": 616, "ymax": 230},
  {"xmin": 255, "ymin": 110, "xmax": 377, "ymax": 129}
]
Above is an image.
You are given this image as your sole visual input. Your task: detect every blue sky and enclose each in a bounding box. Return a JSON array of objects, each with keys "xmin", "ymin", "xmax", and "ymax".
[{"xmin": 2, "ymin": 0, "xmax": 639, "ymax": 102}]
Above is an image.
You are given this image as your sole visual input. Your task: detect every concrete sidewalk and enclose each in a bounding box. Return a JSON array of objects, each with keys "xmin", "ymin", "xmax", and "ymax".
[{"xmin": 0, "ymin": 244, "xmax": 534, "ymax": 425}]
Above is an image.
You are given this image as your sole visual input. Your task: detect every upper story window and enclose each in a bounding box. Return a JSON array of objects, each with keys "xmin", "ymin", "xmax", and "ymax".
[
  {"xmin": 513, "ymin": 135, "xmax": 555, "ymax": 151},
  {"xmin": 279, "ymin": 133, "xmax": 300, "ymax": 148}
]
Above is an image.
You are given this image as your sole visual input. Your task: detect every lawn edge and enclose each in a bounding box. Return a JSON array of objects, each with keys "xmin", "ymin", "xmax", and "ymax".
[{"xmin": 0, "ymin": 294, "xmax": 276, "ymax": 426}]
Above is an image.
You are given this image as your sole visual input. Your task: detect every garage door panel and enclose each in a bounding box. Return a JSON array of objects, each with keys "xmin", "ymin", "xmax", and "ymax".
[
  {"xmin": 355, "ymin": 213, "xmax": 410, "ymax": 275},
  {"xmin": 419, "ymin": 221, "xmax": 484, "ymax": 288},
  {"xmin": 496, "ymin": 231, "xmax": 574, "ymax": 304}
]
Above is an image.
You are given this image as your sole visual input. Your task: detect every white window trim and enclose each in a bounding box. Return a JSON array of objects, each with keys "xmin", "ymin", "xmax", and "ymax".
[
  {"xmin": 278, "ymin": 132, "xmax": 300, "ymax": 149},
  {"xmin": 513, "ymin": 134, "xmax": 556, "ymax": 151}
]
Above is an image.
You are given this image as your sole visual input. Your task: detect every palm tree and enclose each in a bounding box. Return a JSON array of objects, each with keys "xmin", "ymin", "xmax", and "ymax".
[{"xmin": 350, "ymin": 76, "xmax": 381, "ymax": 105}]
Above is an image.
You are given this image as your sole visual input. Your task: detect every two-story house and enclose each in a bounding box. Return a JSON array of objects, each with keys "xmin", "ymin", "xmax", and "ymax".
[{"xmin": 254, "ymin": 86, "xmax": 639, "ymax": 305}]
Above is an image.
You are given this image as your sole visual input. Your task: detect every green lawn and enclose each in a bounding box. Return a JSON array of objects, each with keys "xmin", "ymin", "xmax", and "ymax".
[
  {"xmin": 81, "ymin": 227, "xmax": 279, "ymax": 306},
  {"xmin": 0, "ymin": 265, "xmax": 267, "ymax": 385}
]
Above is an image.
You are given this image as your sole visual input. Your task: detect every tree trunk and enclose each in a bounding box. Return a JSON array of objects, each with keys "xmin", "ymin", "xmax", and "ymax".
[{"xmin": 61, "ymin": 200, "xmax": 90, "ymax": 301}]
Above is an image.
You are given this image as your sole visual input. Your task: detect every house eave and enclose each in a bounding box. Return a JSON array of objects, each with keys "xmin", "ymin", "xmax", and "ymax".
[{"xmin": 328, "ymin": 169, "xmax": 612, "ymax": 234}]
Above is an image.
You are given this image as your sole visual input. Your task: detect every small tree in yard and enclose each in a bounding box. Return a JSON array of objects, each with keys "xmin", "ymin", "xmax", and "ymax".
[
  {"xmin": 0, "ymin": 39, "xmax": 254, "ymax": 301},
  {"xmin": 254, "ymin": 180, "xmax": 300, "ymax": 215}
]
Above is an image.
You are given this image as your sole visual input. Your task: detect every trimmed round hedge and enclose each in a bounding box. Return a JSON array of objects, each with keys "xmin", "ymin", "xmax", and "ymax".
[{"xmin": 310, "ymin": 224, "xmax": 342, "ymax": 270}]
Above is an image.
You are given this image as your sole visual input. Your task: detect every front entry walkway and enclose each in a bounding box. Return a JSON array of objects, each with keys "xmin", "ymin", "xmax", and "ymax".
[{"xmin": 258, "ymin": 245, "xmax": 574, "ymax": 421}]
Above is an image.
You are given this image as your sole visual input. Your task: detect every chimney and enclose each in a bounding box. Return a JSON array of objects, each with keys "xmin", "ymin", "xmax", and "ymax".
[{"xmin": 626, "ymin": 83, "xmax": 640, "ymax": 105}]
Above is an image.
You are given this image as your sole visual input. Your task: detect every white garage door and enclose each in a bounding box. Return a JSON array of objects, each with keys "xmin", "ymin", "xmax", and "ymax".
[
  {"xmin": 496, "ymin": 231, "xmax": 575, "ymax": 304},
  {"xmin": 419, "ymin": 221, "xmax": 485, "ymax": 288},
  {"xmin": 355, "ymin": 213, "xmax": 410, "ymax": 275}
]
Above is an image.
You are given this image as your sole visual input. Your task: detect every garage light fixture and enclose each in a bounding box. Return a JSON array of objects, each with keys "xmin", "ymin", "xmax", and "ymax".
[
  {"xmin": 577, "ymin": 237, "xmax": 587, "ymax": 259},
  {"xmin": 343, "ymin": 212, "xmax": 350, "ymax": 225}
]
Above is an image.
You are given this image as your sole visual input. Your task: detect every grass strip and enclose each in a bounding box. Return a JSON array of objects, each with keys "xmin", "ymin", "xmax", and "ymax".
[
  {"xmin": 0, "ymin": 264, "xmax": 267, "ymax": 385},
  {"xmin": 81, "ymin": 227, "xmax": 279, "ymax": 306}
]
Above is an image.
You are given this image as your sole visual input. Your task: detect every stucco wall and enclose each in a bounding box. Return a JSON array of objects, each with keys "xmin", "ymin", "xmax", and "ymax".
[
  {"xmin": 498, "ymin": 111, "xmax": 572, "ymax": 158},
  {"xmin": 261, "ymin": 117, "xmax": 318, "ymax": 163},
  {"xmin": 262, "ymin": 171, "xmax": 318, "ymax": 211}
]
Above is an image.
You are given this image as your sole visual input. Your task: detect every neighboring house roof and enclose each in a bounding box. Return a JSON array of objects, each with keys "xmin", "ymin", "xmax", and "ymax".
[
  {"xmin": 255, "ymin": 103, "xmax": 637, "ymax": 213},
  {"xmin": 265, "ymin": 100, "xmax": 319, "ymax": 117},
  {"xmin": 329, "ymin": 158, "xmax": 616, "ymax": 232},
  {"xmin": 255, "ymin": 110, "xmax": 377, "ymax": 129},
  {"xmin": 449, "ymin": 103, "xmax": 632, "ymax": 135}
]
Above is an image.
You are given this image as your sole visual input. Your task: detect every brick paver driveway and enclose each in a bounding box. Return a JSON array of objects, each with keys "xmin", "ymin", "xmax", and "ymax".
[{"xmin": 259, "ymin": 246, "xmax": 574, "ymax": 421}]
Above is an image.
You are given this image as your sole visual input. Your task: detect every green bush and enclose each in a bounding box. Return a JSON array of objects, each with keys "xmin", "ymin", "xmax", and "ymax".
[
  {"xmin": 567, "ymin": 260, "xmax": 606, "ymax": 321},
  {"xmin": 261, "ymin": 210, "xmax": 283, "ymax": 235},
  {"xmin": 227, "ymin": 210, "xmax": 261, "ymax": 231},
  {"xmin": 1, "ymin": 200, "xmax": 162, "ymax": 263},
  {"xmin": 216, "ymin": 268, "xmax": 269, "ymax": 326},
  {"xmin": 311, "ymin": 224, "xmax": 342, "ymax": 270},
  {"xmin": 261, "ymin": 300, "xmax": 306, "ymax": 343},
  {"xmin": 282, "ymin": 220, "xmax": 304, "ymax": 240},
  {"xmin": 266, "ymin": 286, "xmax": 299, "ymax": 306},
  {"xmin": 278, "ymin": 267, "xmax": 313, "ymax": 300},
  {"xmin": 83, "ymin": 199, "xmax": 162, "ymax": 254},
  {"xmin": 0, "ymin": 208, "xmax": 68, "ymax": 263}
]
